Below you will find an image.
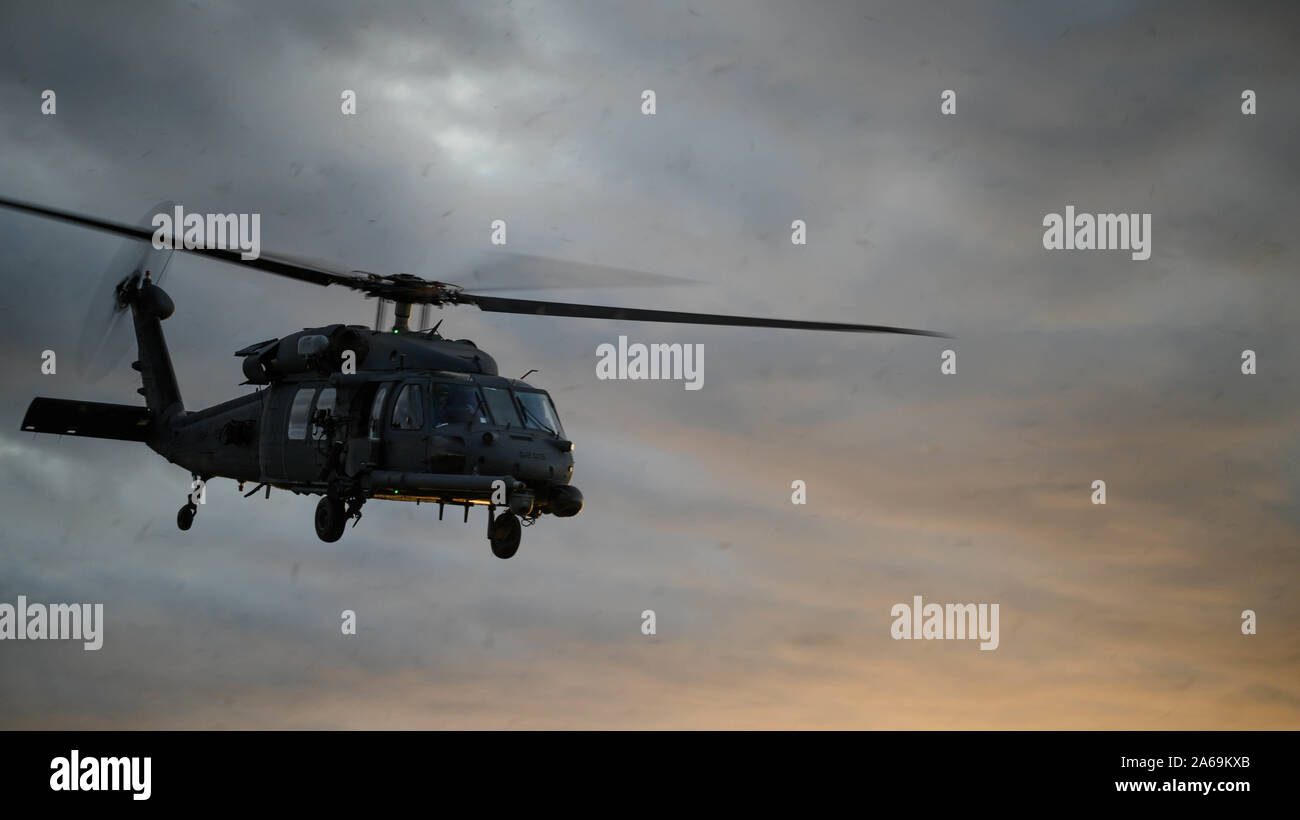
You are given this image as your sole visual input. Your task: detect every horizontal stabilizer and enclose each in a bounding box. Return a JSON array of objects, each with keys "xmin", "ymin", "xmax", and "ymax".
[{"xmin": 21, "ymin": 398, "xmax": 154, "ymax": 442}]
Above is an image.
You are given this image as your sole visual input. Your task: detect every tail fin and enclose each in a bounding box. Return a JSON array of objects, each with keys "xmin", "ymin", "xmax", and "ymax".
[
  {"xmin": 20, "ymin": 279, "xmax": 183, "ymax": 443},
  {"xmin": 21, "ymin": 398, "xmax": 153, "ymax": 441},
  {"xmin": 129, "ymin": 279, "xmax": 184, "ymax": 421}
]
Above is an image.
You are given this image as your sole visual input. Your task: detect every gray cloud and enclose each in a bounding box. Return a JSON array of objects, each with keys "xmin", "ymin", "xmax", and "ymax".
[{"xmin": 0, "ymin": 0, "xmax": 1296, "ymax": 728}]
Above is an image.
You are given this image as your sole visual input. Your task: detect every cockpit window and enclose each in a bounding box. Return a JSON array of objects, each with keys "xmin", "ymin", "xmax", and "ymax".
[
  {"xmin": 391, "ymin": 383, "xmax": 425, "ymax": 431},
  {"xmin": 431, "ymin": 383, "xmax": 488, "ymax": 427},
  {"xmin": 514, "ymin": 391, "xmax": 563, "ymax": 436},
  {"xmin": 480, "ymin": 386, "xmax": 520, "ymax": 427}
]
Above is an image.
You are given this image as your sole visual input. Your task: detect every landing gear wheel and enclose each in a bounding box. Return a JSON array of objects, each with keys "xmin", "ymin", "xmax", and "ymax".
[
  {"xmin": 177, "ymin": 503, "xmax": 196, "ymax": 531},
  {"xmin": 489, "ymin": 511, "xmax": 522, "ymax": 559},
  {"xmin": 315, "ymin": 496, "xmax": 347, "ymax": 543}
]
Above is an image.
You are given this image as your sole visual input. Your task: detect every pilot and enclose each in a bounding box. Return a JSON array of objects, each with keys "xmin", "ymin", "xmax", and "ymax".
[
  {"xmin": 432, "ymin": 388, "xmax": 452, "ymax": 427},
  {"xmin": 446, "ymin": 388, "xmax": 479, "ymax": 424},
  {"xmin": 433, "ymin": 386, "xmax": 479, "ymax": 426}
]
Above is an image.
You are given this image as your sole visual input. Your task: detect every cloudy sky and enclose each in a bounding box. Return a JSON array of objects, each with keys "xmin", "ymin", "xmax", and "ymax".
[{"xmin": 0, "ymin": 0, "xmax": 1296, "ymax": 728}]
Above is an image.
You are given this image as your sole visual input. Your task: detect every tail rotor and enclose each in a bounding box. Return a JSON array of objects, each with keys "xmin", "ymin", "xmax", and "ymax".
[{"xmin": 75, "ymin": 200, "xmax": 176, "ymax": 381}]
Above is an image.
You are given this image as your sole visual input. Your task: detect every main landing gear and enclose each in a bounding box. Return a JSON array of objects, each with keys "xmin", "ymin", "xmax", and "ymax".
[
  {"xmin": 488, "ymin": 510, "xmax": 522, "ymax": 559},
  {"xmin": 315, "ymin": 495, "xmax": 364, "ymax": 543},
  {"xmin": 315, "ymin": 497, "xmax": 346, "ymax": 542},
  {"xmin": 309, "ymin": 491, "xmax": 524, "ymax": 557}
]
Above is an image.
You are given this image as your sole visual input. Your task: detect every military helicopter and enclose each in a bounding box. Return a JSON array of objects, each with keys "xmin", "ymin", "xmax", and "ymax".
[{"xmin": 2, "ymin": 196, "xmax": 948, "ymax": 558}]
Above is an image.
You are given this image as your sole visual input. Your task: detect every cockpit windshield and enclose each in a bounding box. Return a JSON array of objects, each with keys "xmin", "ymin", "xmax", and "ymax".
[
  {"xmin": 481, "ymin": 386, "xmax": 521, "ymax": 427},
  {"xmin": 514, "ymin": 391, "xmax": 564, "ymax": 437}
]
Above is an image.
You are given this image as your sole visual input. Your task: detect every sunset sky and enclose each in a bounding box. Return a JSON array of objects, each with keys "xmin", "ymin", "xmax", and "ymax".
[{"xmin": 0, "ymin": 0, "xmax": 1296, "ymax": 728}]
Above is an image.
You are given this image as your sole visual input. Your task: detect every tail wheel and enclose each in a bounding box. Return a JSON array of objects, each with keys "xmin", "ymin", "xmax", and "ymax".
[
  {"xmin": 315, "ymin": 496, "xmax": 347, "ymax": 543},
  {"xmin": 489, "ymin": 511, "xmax": 522, "ymax": 559},
  {"xmin": 176, "ymin": 503, "xmax": 196, "ymax": 531}
]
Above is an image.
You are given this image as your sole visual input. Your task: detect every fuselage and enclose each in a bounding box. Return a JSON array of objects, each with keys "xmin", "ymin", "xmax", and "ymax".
[{"xmin": 153, "ymin": 324, "xmax": 578, "ymax": 514}]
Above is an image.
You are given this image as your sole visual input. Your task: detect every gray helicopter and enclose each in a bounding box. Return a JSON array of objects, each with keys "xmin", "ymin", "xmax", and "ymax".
[{"xmin": 2, "ymin": 196, "xmax": 947, "ymax": 559}]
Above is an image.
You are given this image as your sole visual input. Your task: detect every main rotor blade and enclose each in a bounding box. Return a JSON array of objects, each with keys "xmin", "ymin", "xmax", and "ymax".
[
  {"xmin": 458, "ymin": 252, "xmax": 697, "ymax": 292},
  {"xmin": 462, "ymin": 294, "xmax": 951, "ymax": 337},
  {"xmin": 1, "ymin": 196, "xmax": 950, "ymax": 337},
  {"xmin": 0, "ymin": 195, "xmax": 358, "ymax": 289}
]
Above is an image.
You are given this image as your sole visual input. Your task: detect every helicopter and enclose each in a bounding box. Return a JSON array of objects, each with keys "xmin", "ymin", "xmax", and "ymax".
[{"xmin": 2, "ymin": 196, "xmax": 949, "ymax": 559}]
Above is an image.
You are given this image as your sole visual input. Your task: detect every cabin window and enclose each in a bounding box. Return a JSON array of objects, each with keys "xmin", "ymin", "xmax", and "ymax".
[
  {"xmin": 287, "ymin": 387, "xmax": 315, "ymax": 440},
  {"xmin": 368, "ymin": 384, "xmax": 390, "ymax": 440},
  {"xmin": 391, "ymin": 383, "xmax": 425, "ymax": 431},
  {"xmin": 431, "ymin": 383, "xmax": 488, "ymax": 427},
  {"xmin": 480, "ymin": 386, "xmax": 520, "ymax": 427},
  {"xmin": 311, "ymin": 387, "xmax": 336, "ymax": 440}
]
